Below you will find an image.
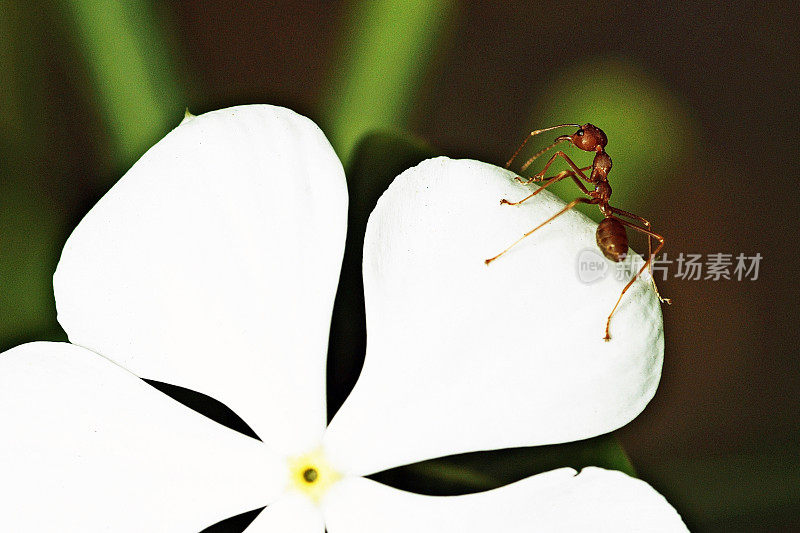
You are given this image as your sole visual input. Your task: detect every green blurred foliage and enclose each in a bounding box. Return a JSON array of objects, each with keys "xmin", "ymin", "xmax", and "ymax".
[
  {"xmin": 60, "ymin": 0, "xmax": 184, "ymax": 173},
  {"xmin": 320, "ymin": 0, "xmax": 457, "ymax": 165},
  {"xmin": 521, "ymin": 57, "xmax": 699, "ymax": 217},
  {"xmin": 2, "ymin": 0, "xmax": 184, "ymax": 350},
  {"xmin": 0, "ymin": 1, "xmax": 68, "ymax": 348}
]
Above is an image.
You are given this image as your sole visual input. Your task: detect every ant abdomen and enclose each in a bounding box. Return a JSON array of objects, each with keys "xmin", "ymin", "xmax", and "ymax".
[{"xmin": 596, "ymin": 217, "xmax": 628, "ymax": 262}]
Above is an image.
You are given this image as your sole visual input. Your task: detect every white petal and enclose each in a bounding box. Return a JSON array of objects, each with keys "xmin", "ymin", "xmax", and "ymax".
[
  {"xmin": 245, "ymin": 494, "xmax": 324, "ymax": 532},
  {"xmin": 54, "ymin": 105, "xmax": 347, "ymax": 455},
  {"xmin": 325, "ymin": 157, "xmax": 663, "ymax": 475},
  {"xmin": 323, "ymin": 468, "xmax": 687, "ymax": 532},
  {"xmin": 0, "ymin": 342, "xmax": 286, "ymax": 532}
]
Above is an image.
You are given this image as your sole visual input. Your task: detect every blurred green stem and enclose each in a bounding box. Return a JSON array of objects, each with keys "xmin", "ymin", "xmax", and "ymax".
[
  {"xmin": 60, "ymin": 0, "xmax": 183, "ymax": 169},
  {"xmin": 320, "ymin": 0, "xmax": 456, "ymax": 165},
  {"xmin": 0, "ymin": 1, "xmax": 68, "ymax": 347}
]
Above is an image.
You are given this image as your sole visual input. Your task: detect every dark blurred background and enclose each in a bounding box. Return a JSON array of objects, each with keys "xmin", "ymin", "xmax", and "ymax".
[{"xmin": 1, "ymin": 1, "xmax": 798, "ymax": 531}]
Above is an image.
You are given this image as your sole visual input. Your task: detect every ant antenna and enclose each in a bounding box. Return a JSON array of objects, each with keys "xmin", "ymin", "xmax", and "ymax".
[
  {"xmin": 505, "ymin": 124, "xmax": 580, "ymax": 169},
  {"xmin": 520, "ymin": 138, "xmax": 569, "ymax": 172}
]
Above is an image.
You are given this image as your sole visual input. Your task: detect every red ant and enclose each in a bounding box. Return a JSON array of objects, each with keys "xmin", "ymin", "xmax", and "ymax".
[{"xmin": 484, "ymin": 124, "xmax": 671, "ymax": 341}]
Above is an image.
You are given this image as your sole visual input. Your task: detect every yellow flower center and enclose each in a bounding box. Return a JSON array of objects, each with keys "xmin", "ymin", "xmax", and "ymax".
[{"xmin": 287, "ymin": 448, "xmax": 341, "ymax": 502}]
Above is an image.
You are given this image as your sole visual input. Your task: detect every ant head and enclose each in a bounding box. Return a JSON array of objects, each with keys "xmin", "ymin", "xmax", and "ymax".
[{"xmin": 557, "ymin": 124, "xmax": 607, "ymax": 152}]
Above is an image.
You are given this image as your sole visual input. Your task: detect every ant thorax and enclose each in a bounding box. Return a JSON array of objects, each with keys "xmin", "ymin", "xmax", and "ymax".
[{"xmin": 590, "ymin": 151, "xmax": 612, "ymax": 182}]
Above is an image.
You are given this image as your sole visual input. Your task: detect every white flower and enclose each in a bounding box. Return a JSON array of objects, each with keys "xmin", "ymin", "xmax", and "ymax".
[{"xmin": 0, "ymin": 105, "xmax": 686, "ymax": 531}]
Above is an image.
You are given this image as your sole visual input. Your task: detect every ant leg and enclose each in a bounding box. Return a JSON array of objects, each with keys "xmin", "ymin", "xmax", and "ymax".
[
  {"xmin": 603, "ymin": 218, "xmax": 668, "ymax": 341},
  {"xmin": 514, "ymin": 164, "xmax": 591, "ymax": 186},
  {"xmin": 567, "ymin": 169, "xmax": 592, "ymax": 194},
  {"xmin": 520, "ymin": 150, "xmax": 593, "ymax": 188},
  {"xmin": 610, "ymin": 207, "xmax": 671, "ymax": 304},
  {"xmin": 485, "ymin": 197, "xmax": 599, "ymax": 265},
  {"xmin": 504, "ymin": 168, "xmax": 591, "ymax": 206},
  {"xmin": 610, "ymin": 207, "xmax": 652, "ymax": 257},
  {"xmin": 504, "ymin": 174, "xmax": 564, "ymax": 205}
]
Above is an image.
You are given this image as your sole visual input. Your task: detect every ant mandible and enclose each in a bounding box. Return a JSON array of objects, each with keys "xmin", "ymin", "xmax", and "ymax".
[{"xmin": 484, "ymin": 123, "xmax": 671, "ymax": 341}]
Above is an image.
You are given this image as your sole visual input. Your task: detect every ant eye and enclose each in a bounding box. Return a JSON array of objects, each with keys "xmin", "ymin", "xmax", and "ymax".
[{"xmin": 576, "ymin": 129, "xmax": 584, "ymax": 136}]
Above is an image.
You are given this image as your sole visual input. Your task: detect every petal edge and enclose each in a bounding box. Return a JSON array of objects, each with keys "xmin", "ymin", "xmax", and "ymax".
[
  {"xmin": 54, "ymin": 105, "xmax": 348, "ymax": 455},
  {"xmin": 325, "ymin": 157, "xmax": 663, "ymax": 475},
  {"xmin": 0, "ymin": 342, "xmax": 285, "ymax": 532}
]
